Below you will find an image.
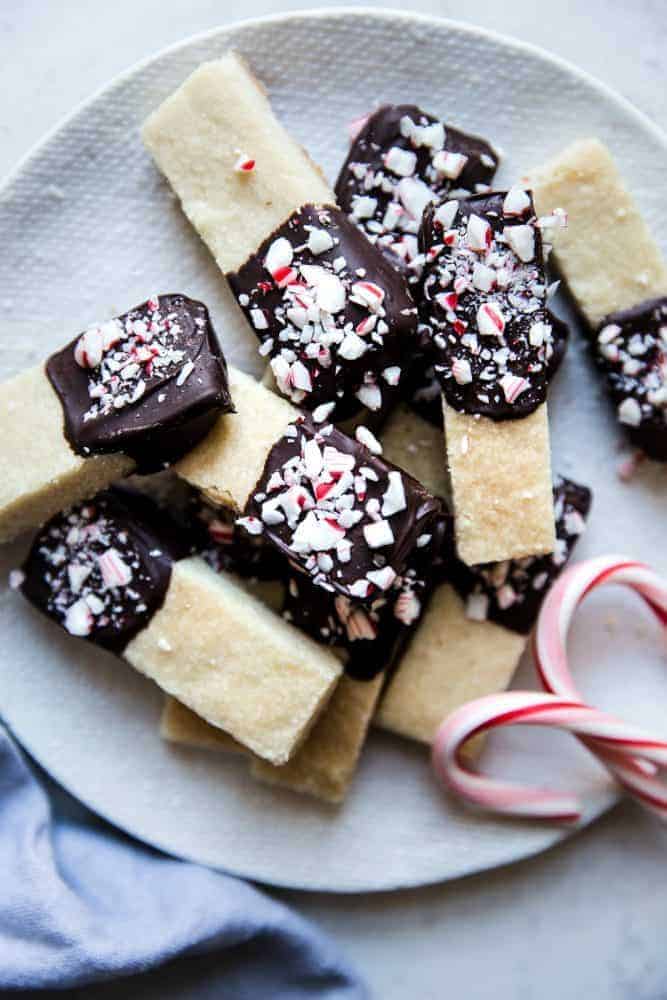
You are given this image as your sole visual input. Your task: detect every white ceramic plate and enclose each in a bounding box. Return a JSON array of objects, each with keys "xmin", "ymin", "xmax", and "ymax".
[{"xmin": 1, "ymin": 8, "xmax": 666, "ymax": 892}]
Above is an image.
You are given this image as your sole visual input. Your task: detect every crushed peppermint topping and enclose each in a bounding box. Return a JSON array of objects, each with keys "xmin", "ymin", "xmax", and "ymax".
[
  {"xmin": 230, "ymin": 205, "xmax": 414, "ymax": 420},
  {"xmin": 19, "ymin": 496, "xmax": 162, "ymax": 647},
  {"xmin": 280, "ymin": 515, "xmax": 448, "ymax": 680},
  {"xmin": 72, "ymin": 296, "xmax": 197, "ymax": 422},
  {"xmin": 595, "ymin": 298, "xmax": 667, "ymax": 460},
  {"xmin": 233, "ymin": 154, "xmax": 256, "ymax": 173},
  {"xmin": 420, "ymin": 190, "xmax": 559, "ymax": 419},
  {"xmin": 355, "ymin": 425, "xmax": 383, "ymax": 454},
  {"xmin": 239, "ymin": 417, "xmax": 440, "ymax": 601},
  {"xmin": 452, "ymin": 476, "xmax": 592, "ymax": 633},
  {"xmin": 335, "ymin": 104, "xmax": 498, "ymax": 282}
]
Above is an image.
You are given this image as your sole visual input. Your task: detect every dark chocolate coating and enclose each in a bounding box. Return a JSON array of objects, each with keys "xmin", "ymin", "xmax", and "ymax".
[
  {"xmin": 20, "ymin": 488, "xmax": 189, "ymax": 653},
  {"xmin": 595, "ymin": 297, "xmax": 667, "ymax": 461},
  {"xmin": 187, "ymin": 492, "xmax": 287, "ymax": 581},
  {"xmin": 46, "ymin": 294, "xmax": 234, "ymax": 472},
  {"xmin": 419, "ymin": 191, "xmax": 557, "ymax": 420},
  {"xmin": 335, "ymin": 104, "xmax": 499, "ymax": 280},
  {"xmin": 449, "ymin": 476, "xmax": 592, "ymax": 634},
  {"xmin": 241, "ymin": 415, "xmax": 442, "ymax": 604},
  {"xmin": 403, "ymin": 310, "xmax": 570, "ymax": 428},
  {"xmin": 228, "ymin": 204, "xmax": 418, "ymax": 422},
  {"xmin": 283, "ymin": 514, "xmax": 450, "ymax": 680}
]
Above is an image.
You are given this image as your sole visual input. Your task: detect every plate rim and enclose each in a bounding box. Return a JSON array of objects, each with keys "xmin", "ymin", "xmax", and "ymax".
[
  {"xmin": 3, "ymin": 5, "xmax": 659, "ymax": 892},
  {"xmin": 4, "ymin": 5, "xmax": 667, "ymax": 194}
]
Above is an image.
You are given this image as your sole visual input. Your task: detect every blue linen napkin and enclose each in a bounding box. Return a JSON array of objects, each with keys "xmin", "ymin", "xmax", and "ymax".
[{"xmin": 0, "ymin": 722, "xmax": 367, "ymax": 997}]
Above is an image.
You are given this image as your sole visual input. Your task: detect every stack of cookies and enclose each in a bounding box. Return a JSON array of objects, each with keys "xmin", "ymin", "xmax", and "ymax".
[{"xmin": 4, "ymin": 51, "xmax": 664, "ymax": 803}]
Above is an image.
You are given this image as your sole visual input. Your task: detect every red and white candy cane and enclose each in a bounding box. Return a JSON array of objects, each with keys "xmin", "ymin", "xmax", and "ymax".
[
  {"xmin": 534, "ymin": 555, "xmax": 667, "ymax": 817},
  {"xmin": 432, "ymin": 556, "xmax": 667, "ymax": 823}
]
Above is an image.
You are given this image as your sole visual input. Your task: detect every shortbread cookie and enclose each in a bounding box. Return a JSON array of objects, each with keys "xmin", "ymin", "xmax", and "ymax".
[
  {"xmin": 335, "ymin": 103, "xmax": 499, "ymax": 282},
  {"xmin": 160, "ymin": 672, "xmax": 381, "ymax": 804},
  {"xmin": 143, "ymin": 52, "xmax": 418, "ymax": 421},
  {"xmin": 160, "ymin": 570, "xmax": 285, "ymax": 755},
  {"xmin": 251, "ymin": 673, "xmax": 384, "ymax": 803},
  {"xmin": 526, "ymin": 138, "xmax": 667, "ymax": 327},
  {"xmin": 442, "ymin": 400, "xmax": 555, "ymax": 565},
  {"xmin": 376, "ymin": 408, "xmax": 590, "ymax": 745},
  {"xmin": 375, "ymin": 584, "xmax": 526, "ymax": 745},
  {"xmin": 377, "ymin": 478, "xmax": 590, "ymax": 744},
  {"xmin": 0, "ymin": 295, "xmax": 231, "ymax": 544},
  {"xmin": 18, "ymin": 490, "xmax": 341, "ymax": 764},
  {"xmin": 527, "ymin": 140, "xmax": 667, "ymax": 457},
  {"xmin": 418, "ymin": 190, "xmax": 559, "ymax": 563},
  {"xmin": 229, "ymin": 203, "xmax": 417, "ymax": 421}
]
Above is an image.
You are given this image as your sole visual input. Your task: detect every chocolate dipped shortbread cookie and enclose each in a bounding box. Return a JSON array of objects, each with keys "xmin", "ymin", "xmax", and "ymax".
[
  {"xmin": 418, "ymin": 189, "xmax": 561, "ymax": 564},
  {"xmin": 0, "ymin": 294, "xmax": 233, "ymax": 543},
  {"xmin": 18, "ymin": 489, "xmax": 341, "ymax": 764},
  {"xmin": 238, "ymin": 415, "xmax": 442, "ymax": 604},
  {"xmin": 595, "ymin": 298, "xmax": 667, "ymax": 460},
  {"xmin": 177, "ymin": 368, "xmax": 442, "ymax": 603},
  {"xmin": 526, "ymin": 139, "xmax": 667, "ymax": 459},
  {"xmin": 377, "ymin": 406, "xmax": 591, "ymax": 746},
  {"xmin": 143, "ymin": 53, "xmax": 418, "ymax": 421}
]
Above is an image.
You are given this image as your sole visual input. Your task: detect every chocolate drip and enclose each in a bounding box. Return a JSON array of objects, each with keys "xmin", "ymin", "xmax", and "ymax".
[
  {"xmin": 596, "ymin": 297, "xmax": 667, "ymax": 461},
  {"xmin": 20, "ymin": 488, "xmax": 189, "ymax": 652},
  {"xmin": 335, "ymin": 104, "xmax": 499, "ymax": 281},
  {"xmin": 419, "ymin": 190, "xmax": 557, "ymax": 420},
  {"xmin": 449, "ymin": 476, "xmax": 592, "ymax": 634},
  {"xmin": 46, "ymin": 294, "xmax": 234, "ymax": 472},
  {"xmin": 228, "ymin": 204, "xmax": 417, "ymax": 422},
  {"xmin": 240, "ymin": 415, "xmax": 442, "ymax": 604}
]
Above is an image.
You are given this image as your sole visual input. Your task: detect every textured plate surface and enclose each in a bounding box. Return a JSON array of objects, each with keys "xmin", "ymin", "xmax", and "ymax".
[{"xmin": 1, "ymin": 8, "xmax": 666, "ymax": 892}]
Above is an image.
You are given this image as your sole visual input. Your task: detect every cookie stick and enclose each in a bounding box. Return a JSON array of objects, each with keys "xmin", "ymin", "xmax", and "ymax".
[
  {"xmin": 18, "ymin": 490, "xmax": 341, "ymax": 765},
  {"xmin": 525, "ymin": 139, "xmax": 667, "ymax": 459},
  {"xmin": 377, "ymin": 406, "xmax": 520, "ymax": 742},
  {"xmin": 525, "ymin": 139, "xmax": 667, "ymax": 327},
  {"xmin": 0, "ymin": 294, "xmax": 233, "ymax": 544},
  {"xmin": 160, "ymin": 574, "xmax": 285, "ymax": 755},
  {"xmin": 418, "ymin": 191, "xmax": 559, "ymax": 564},
  {"xmin": 142, "ymin": 52, "xmax": 417, "ymax": 422},
  {"xmin": 159, "ymin": 617, "xmax": 382, "ymax": 803},
  {"xmin": 375, "ymin": 585, "xmax": 526, "ymax": 747},
  {"xmin": 377, "ymin": 407, "xmax": 591, "ymax": 745}
]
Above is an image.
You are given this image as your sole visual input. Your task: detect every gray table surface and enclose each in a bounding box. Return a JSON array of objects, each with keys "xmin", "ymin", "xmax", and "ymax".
[{"xmin": 3, "ymin": 2, "xmax": 667, "ymax": 998}]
